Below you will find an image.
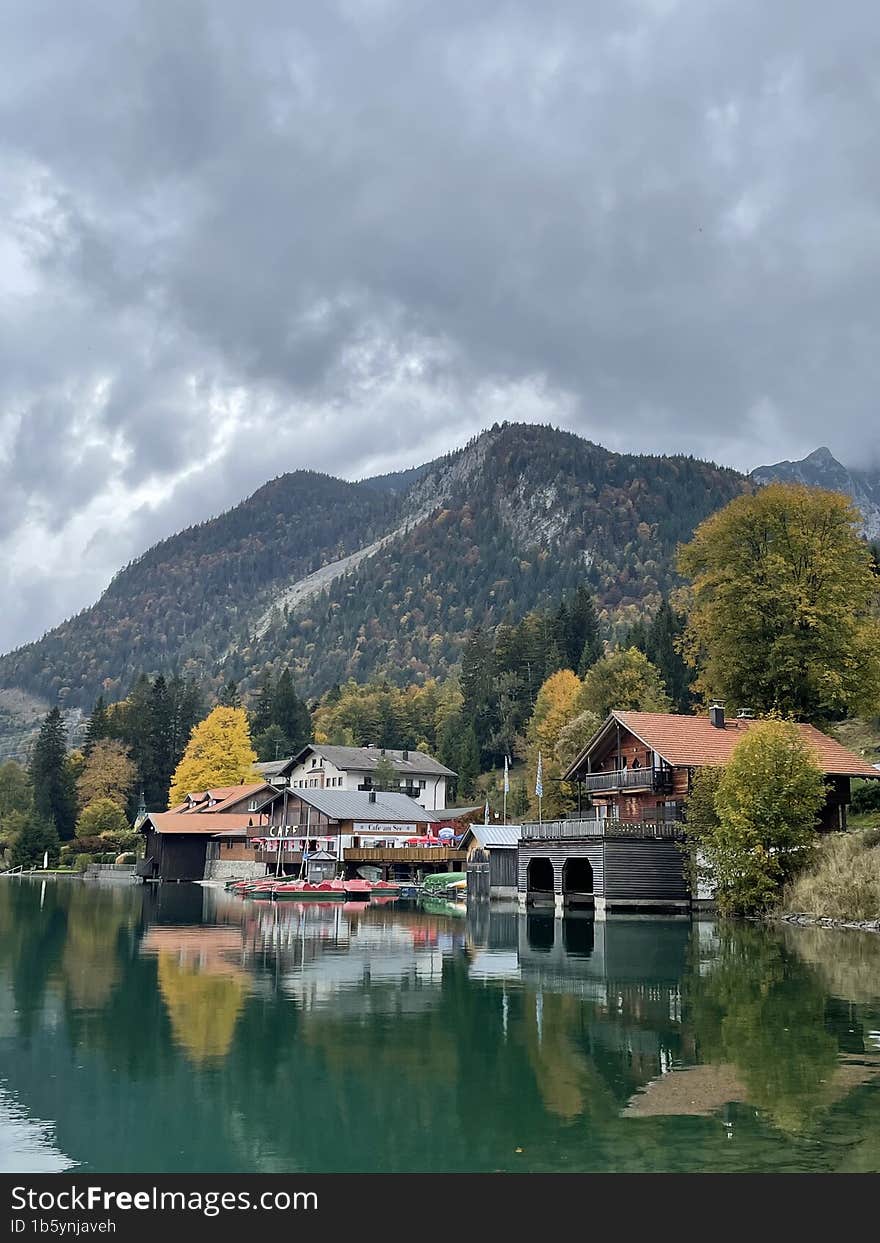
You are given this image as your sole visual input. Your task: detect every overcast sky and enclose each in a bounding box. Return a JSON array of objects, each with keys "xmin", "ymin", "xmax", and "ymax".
[{"xmin": 2, "ymin": 0, "xmax": 879, "ymax": 653}]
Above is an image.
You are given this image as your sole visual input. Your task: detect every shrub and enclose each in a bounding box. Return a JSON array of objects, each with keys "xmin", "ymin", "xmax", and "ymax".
[
  {"xmin": 851, "ymin": 779, "xmax": 880, "ymax": 814},
  {"xmin": 686, "ymin": 719, "xmax": 825, "ymax": 915},
  {"xmin": 76, "ymin": 798, "xmax": 130, "ymax": 839}
]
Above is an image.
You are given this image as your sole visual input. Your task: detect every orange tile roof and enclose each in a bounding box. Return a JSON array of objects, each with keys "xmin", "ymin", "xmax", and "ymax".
[
  {"xmin": 143, "ymin": 812, "xmax": 257, "ymax": 836},
  {"xmin": 175, "ymin": 783, "xmax": 271, "ymax": 813},
  {"xmin": 613, "ymin": 711, "xmax": 879, "ymax": 778}
]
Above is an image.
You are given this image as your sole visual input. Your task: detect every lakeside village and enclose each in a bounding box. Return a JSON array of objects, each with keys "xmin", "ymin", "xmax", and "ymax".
[{"xmin": 2, "ymin": 481, "xmax": 880, "ymax": 921}]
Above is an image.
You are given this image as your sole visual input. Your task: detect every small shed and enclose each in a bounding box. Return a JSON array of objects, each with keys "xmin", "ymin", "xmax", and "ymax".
[{"xmin": 460, "ymin": 824, "xmax": 521, "ymax": 898}]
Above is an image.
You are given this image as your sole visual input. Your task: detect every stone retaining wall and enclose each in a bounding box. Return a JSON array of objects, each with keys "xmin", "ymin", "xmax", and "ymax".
[{"xmin": 203, "ymin": 859, "xmax": 268, "ymax": 882}]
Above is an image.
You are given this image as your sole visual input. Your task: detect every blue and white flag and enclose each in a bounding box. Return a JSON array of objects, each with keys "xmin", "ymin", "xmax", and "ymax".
[
  {"xmin": 535, "ymin": 751, "xmax": 543, "ymax": 800},
  {"xmin": 484, "ymin": 798, "xmax": 490, "ymax": 824},
  {"xmin": 503, "ymin": 755, "xmax": 510, "ymax": 795}
]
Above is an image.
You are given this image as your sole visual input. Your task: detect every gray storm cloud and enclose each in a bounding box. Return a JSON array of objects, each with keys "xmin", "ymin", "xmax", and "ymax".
[{"xmin": 1, "ymin": 0, "xmax": 878, "ymax": 651}]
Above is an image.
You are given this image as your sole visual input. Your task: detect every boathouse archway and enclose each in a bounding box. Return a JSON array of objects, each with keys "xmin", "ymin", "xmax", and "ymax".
[
  {"xmin": 526, "ymin": 857, "xmax": 554, "ymax": 898},
  {"xmin": 562, "ymin": 858, "xmax": 594, "ymax": 906}
]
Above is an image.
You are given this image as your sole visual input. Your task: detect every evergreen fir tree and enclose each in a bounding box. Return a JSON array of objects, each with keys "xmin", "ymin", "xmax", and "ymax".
[
  {"xmin": 83, "ymin": 696, "xmax": 110, "ymax": 757},
  {"xmin": 249, "ymin": 671, "xmax": 275, "ymax": 738},
  {"xmin": 218, "ymin": 679, "xmax": 242, "ymax": 708},
  {"xmin": 455, "ymin": 724, "xmax": 481, "ymax": 799},
  {"xmin": 30, "ymin": 708, "xmax": 77, "ymax": 841},
  {"xmin": 272, "ymin": 668, "xmax": 311, "ymax": 754},
  {"xmin": 644, "ymin": 600, "xmax": 694, "ymax": 712},
  {"xmin": 573, "ymin": 589, "xmax": 603, "ymax": 675},
  {"xmin": 146, "ymin": 675, "xmax": 175, "ymax": 810},
  {"xmin": 171, "ymin": 677, "xmax": 204, "ymax": 760}
]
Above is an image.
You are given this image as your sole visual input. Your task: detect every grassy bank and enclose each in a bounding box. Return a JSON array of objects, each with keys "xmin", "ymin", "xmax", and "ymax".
[{"xmin": 782, "ymin": 828, "xmax": 880, "ymax": 921}]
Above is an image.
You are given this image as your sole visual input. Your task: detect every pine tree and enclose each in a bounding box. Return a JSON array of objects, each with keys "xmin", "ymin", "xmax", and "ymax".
[
  {"xmin": 249, "ymin": 671, "xmax": 275, "ymax": 737},
  {"xmin": 644, "ymin": 601, "xmax": 693, "ymax": 712},
  {"xmin": 272, "ymin": 668, "xmax": 311, "ymax": 754},
  {"xmin": 218, "ymin": 679, "xmax": 242, "ymax": 708},
  {"xmin": 455, "ymin": 724, "xmax": 481, "ymax": 800},
  {"xmin": 30, "ymin": 708, "xmax": 77, "ymax": 841},
  {"xmin": 170, "ymin": 677, "xmax": 204, "ymax": 761},
  {"xmin": 568, "ymin": 586, "xmax": 603, "ymax": 674},
  {"xmin": 144, "ymin": 675, "xmax": 176, "ymax": 811},
  {"xmin": 83, "ymin": 696, "xmax": 111, "ymax": 757},
  {"xmin": 460, "ymin": 628, "xmax": 495, "ymax": 753}
]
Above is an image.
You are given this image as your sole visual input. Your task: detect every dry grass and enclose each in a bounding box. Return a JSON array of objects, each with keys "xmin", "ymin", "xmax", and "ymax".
[{"xmin": 782, "ymin": 828, "xmax": 880, "ymax": 921}]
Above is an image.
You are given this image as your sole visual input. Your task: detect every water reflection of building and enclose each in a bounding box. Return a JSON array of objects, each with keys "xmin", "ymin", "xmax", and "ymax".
[
  {"xmin": 465, "ymin": 907, "xmax": 695, "ymax": 1116},
  {"xmin": 239, "ymin": 901, "xmax": 466, "ymax": 1015}
]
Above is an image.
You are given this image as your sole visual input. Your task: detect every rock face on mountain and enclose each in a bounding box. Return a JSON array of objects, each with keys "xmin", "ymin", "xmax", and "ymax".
[
  {"xmin": 0, "ymin": 423, "xmax": 748, "ymax": 709},
  {"xmin": 752, "ymin": 447, "xmax": 880, "ymax": 540}
]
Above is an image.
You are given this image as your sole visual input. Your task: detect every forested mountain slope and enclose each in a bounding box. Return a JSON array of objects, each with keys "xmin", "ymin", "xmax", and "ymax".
[
  {"xmin": 0, "ymin": 423, "xmax": 749, "ymax": 709},
  {"xmin": 233, "ymin": 425, "xmax": 748, "ymax": 693}
]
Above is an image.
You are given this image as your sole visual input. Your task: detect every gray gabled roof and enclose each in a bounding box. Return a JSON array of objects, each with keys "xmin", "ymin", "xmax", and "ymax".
[
  {"xmin": 280, "ymin": 744, "xmax": 455, "ymax": 779},
  {"xmin": 463, "ymin": 824, "xmax": 522, "ymax": 849},
  {"xmin": 256, "ymin": 787, "xmax": 439, "ymax": 823},
  {"xmin": 254, "ymin": 759, "xmax": 289, "ymax": 778}
]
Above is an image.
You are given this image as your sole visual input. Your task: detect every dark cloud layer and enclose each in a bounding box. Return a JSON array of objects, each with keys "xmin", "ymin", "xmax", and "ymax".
[{"xmin": 1, "ymin": 0, "xmax": 879, "ymax": 651}]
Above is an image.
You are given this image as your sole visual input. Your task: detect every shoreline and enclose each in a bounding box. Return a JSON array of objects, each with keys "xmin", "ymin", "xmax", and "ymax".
[{"xmin": 776, "ymin": 912, "xmax": 880, "ymax": 934}]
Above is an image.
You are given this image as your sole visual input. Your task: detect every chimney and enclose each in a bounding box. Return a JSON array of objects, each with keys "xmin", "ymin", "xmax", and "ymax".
[
  {"xmin": 709, "ymin": 701, "xmax": 725, "ymax": 729},
  {"xmin": 402, "ymin": 749, "xmax": 409, "ymax": 761},
  {"xmin": 368, "ymin": 790, "xmax": 377, "ymax": 804}
]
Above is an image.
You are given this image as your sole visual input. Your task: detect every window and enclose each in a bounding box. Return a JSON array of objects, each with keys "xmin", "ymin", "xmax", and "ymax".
[{"xmin": 248, "ymin": 800, "xmax": 258, "ymax": 811}]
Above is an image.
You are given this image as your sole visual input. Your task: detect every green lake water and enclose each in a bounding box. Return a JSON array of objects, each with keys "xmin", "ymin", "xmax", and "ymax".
[{"xmin": 1, "ymin": 876, "xmax": 880, "ymax": 1173}]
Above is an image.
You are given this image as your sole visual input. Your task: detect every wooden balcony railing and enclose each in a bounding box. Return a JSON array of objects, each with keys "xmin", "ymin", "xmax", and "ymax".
[
  {"xmin": 521, "ymin": 818, "xmax": 605, "ymax": 840},
  {"xmin": 521, "ymin": 818, "xmax": 685, "ymax": 841},
  {"xmin": 579, "ymin": 767, "xmax": 671, "ymax": 793},
  {"xmin": 344, "ymin": 847, "xmax": 468, "ymax": 863}
]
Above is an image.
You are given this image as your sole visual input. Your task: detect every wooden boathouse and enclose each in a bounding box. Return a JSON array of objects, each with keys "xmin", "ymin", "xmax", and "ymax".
[
  {"xmin": 517, "ymin": 703, "xmax": 879, "ymax": 913},
  {"xmin": 517, "ymin": 817, "xmax": 689, "ymax": 914}
]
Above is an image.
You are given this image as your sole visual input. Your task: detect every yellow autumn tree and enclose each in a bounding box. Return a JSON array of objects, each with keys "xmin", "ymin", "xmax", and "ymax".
[
  {"xmin": 525, "ymin": 669, "xmax": 586, "ymax": 818},
  {"xmin": 168, "ymin": 707, "xmax": 259, "ymax": 807}
]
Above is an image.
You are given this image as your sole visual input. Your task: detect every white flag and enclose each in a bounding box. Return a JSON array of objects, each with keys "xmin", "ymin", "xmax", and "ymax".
[
  {"xmin": 484, "ymin": 799, "xmax": 490, "ymax": 824},
  {"xmin": 503, "ymin": 755, "xmax": 510, "ymax": 795},
  {"xmin": 535, "ymin": 751, "xmax": 543, "ymax": 799}
]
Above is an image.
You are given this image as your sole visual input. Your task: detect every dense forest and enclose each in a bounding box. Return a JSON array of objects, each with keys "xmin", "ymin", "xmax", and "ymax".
[{"xmin": 0, "ymin": 423, "xmax": 748, "ymax": 712}]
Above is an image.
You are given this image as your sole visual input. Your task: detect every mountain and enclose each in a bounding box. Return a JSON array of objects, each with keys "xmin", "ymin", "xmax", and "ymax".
[
  {"xmin": 752, "ymin": 447, "xmax": 880, "ymax": 540},
  {"xmin": 0, "ymin": 423, "xmax": 749, "ymax": 712}
]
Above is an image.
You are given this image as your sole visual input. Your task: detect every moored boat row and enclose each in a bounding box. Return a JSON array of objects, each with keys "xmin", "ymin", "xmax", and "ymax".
[{"xmin": 227, "ymin": 876, "xmax": 402, "ymax": 902}]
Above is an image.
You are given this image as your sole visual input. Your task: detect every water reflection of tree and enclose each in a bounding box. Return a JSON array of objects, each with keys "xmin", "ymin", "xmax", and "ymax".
[{"xmin": 687, "ymin": 923, "xmax": 839, "ymax": 1135}]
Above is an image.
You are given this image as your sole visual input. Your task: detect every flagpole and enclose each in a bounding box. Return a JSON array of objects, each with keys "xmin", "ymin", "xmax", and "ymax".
[{"xmin": 503, "ymin": 755, "xmax": 509, "ymax": 824}]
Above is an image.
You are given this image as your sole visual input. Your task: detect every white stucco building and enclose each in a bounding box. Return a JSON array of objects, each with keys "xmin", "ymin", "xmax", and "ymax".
[{"xmin": 257, "ymin": 744, "xmax": 455, "ymax": 812}]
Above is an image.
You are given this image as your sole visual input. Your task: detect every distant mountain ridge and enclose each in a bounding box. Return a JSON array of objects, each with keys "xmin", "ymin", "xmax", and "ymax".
[
  {"xmin": 0, "ymin": 423, "xmax": 749, "ymax": 711},
  {"xmin": 752, "ymin": 447, "xmax": 880, "ymax": 540}
]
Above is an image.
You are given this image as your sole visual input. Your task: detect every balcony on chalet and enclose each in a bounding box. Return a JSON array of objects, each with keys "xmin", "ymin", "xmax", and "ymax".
[
  {"xmin": 576, "ymin": 765, "xmax": 673, "ymax": 795},
  {"xmin": 521, "ymin": 812, "xmax": 685, "ymax": 842}
]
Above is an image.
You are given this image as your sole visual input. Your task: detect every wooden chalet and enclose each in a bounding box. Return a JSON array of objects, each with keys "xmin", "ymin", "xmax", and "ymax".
[
  {"xmin": 563, "ymin": 704, "xmax": 879, "ymax": 832},
  {"xmin": 516, "ymin": 703, "xmax": 879, "ymax": 914}
]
